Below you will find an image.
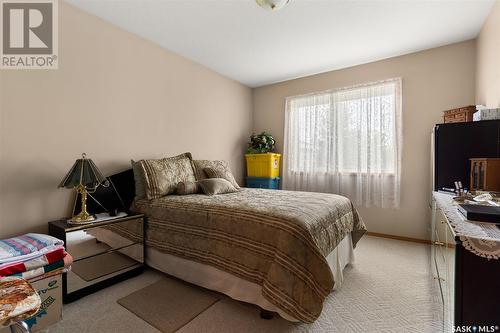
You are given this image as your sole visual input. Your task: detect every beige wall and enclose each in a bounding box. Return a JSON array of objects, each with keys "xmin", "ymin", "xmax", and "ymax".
[
  {"xmin": 476, "ymin": 1, "xmax": 500, "ymax": 107},
  {"xmin": 0, "ymin": 2, "xmax": 252, "ymax": 238},
  {"xmin": 253, "ymin": 41, "xmax": 477, "ymax": 240},
  {"xmin": 0, "ymin": 2, "xmax": 484, "ymax": 242}
]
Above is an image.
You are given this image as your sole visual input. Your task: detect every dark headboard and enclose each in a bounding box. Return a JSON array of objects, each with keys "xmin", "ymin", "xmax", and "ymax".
[{"xmin": 108, "ymin": 168, "xmax": 136, "ymax": 211}]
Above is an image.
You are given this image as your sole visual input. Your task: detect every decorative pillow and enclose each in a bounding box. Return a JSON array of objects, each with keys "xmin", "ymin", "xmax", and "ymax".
[
  {"xmin": 193, "ymin": 160, "xmax": 240, "ymax": 189},
  {"xmin": 141, "ymin": 152, "xmax": 196, "ymax": 199},
  {"xmin": 177, "ymin": 181, "xmax": 200, "ymax": 195},
  {"xmin": 198, "ymin": 178, "xmax": 239, "ymax": 196},
  {"xmin": 131, "ymin": 160, "xmax": 146, "ymax": 200},
  {"xmin": 203, "ymin": 167, "xmax": 241, "ymax": 189}
]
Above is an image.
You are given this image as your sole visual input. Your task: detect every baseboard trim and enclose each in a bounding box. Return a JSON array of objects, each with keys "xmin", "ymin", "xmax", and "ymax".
[{"xmin": 366, "ymin": 232, "xmax": 431, "ymax": 245}]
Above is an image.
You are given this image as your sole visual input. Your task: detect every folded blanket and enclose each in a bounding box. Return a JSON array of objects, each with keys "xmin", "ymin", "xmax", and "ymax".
[
  {"xmin": 0, "ymin": 234, "xmax": 64, "ymax": 264},
  {"xmin": 63, "ymin": 252, "xmax": 73, "ymax": 268},
  {"xmin": 27, "ymin": 267, "xmax": 67, "ymax": 283},
  {"xmin": 11, "ymin": 259, "xmax": 64, "ymax": 280},
  {"xmin": 11, "ymin": 252, "xmax": 73, "ymax": 280},
  {"xmin": 0, "ymin": 247, "xmax": 65, "ymax": 277}
]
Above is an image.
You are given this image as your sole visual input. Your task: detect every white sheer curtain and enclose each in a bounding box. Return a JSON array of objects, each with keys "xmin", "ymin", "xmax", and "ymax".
[{"xmin": 283, "ymin": 78, "xmax": 402, "ymax": 208}]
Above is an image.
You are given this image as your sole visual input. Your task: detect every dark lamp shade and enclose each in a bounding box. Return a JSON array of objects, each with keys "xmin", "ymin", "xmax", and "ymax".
[{"xmin": 58, "ymin": 156, "xmax": 107, "ymax": 189}]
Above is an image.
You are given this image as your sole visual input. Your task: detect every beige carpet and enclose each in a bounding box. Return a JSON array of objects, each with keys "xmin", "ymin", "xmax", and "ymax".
[
  {"xmin": 46, "ymin": 236, "xmax": 443, "ymax": 333},
  {"xmin": 117, "ymin": 278, "xmax": 220, "ymax": 333}
]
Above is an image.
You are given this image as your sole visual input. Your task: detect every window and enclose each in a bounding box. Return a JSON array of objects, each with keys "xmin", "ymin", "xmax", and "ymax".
[{"xmin": 283, "ymin": 78, "xmax": 402, "ymax": 208}]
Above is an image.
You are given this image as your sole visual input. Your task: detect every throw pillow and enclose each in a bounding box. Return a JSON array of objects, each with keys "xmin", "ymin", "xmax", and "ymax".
[
  {"xmin": 141, "ymin": 152, "xmax": 196, "ymax": 199},
  {"xmin": 198, "ymin": 178, "xmax": 239, "ymax": 196},
  {"xmin": 192, "ymin": 160, "xmax": 240, "ymax": 189},
  {"xmin": 177, "ymin": 181, "xmax": 200, "ymax": 195},
  {"xmin": 131, "ymin": 159, "xmax": 146, "ymax": 200}
]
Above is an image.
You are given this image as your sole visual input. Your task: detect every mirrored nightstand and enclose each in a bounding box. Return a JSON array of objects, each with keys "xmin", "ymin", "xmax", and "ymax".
[{"xmin": 48, "ymin": 214, "xmax": 145, "ymax": 303}]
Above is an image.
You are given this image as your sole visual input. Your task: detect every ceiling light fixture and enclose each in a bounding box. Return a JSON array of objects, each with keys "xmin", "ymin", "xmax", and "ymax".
[{"xmin": 255, "ymin": 0, "xmax": 290, "ymax": 11}]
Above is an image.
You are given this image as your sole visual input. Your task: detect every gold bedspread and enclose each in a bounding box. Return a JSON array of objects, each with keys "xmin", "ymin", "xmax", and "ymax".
[{"xmin": 132, "ymin": 188, "xmax": 366, "ymax": 322}]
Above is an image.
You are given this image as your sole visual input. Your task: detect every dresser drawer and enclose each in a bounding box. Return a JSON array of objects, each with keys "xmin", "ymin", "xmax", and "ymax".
[
  {"xmin": 431, "ymin": 202, "xmax": 457, "ymax": 333},
  {"xmin": 434, "ymin": 229, "xmax": 447, "ymax": 279},
  {"xmin": 435, "ymin": 210, "xmax": 448, "ymax": 245}
]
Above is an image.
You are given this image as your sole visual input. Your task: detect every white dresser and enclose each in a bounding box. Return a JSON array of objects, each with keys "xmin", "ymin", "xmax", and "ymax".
[
  {"xmin": 431, "ymin": 192, "xmax": 500, "ymax": 332},
  {"xmin": 431, "ymin": 197, "xmax": 456, "ymax": 333}
]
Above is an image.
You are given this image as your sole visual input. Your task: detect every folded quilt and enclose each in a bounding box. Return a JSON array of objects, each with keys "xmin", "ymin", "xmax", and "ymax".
[
  {"xmin": 27, "ymin": 267, "xmax": 67, "ymax": 283},
  {"xmin": 12, "ymin": 261, "xmax": 62, "ymax": 280},
  {"xmin": 0, "ymin": 234, "xmax": 64, "ymax": 264},
  {"xmin": 11, "ymin": 252, "xmax": 73, "ymax": 281},
  {"xmin": 63, "ymin": 252, "xmax": 73, "ymax": 268},
  {"xmin": 0, "ymin": 247, "xmax": 65, "ymax": 277}
]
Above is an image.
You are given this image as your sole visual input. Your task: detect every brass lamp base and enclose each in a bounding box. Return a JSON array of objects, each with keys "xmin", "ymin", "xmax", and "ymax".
[
  {"xmin": 68, "ymin": 211, "xmax": 95, "ymax": 225},
  {"xmin": 68, "ymin": 184, "xmax": 96, "ymax": 225}
]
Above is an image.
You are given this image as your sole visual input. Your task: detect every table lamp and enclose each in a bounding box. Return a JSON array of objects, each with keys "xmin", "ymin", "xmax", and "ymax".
[{"xmin": 58, "ymin": 153, "xmax": 108, "ymax": 224}]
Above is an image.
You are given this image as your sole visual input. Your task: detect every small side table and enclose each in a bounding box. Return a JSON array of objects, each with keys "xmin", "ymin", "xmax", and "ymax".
[
  {"xmin": 48, "ymin": 214, "xmax": 145, "ymax": 303},
  {"xmin": 0, "ymin": 277, "xmax": 41, "ymax": 333}
]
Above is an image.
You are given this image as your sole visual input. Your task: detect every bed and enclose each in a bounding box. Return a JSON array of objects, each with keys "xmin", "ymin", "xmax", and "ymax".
[
  {"xmin": 128, "ymin": 186, "xmax": 366, "ymax": 323},
  {"xmin": 94, "ymin": 168, "xmax": 365, "ymax": 322}
]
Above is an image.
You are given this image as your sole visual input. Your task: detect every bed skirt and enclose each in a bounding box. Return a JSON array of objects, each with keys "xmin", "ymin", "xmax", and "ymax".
[{"xmin": 146, "ymin": 233, "xmax": 354, "ymax": 322}]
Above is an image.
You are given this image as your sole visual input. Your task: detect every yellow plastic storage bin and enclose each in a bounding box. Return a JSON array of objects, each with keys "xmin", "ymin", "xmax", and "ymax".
[{"xmin": 245, "ymin": 153, "xmax": 281, "ymax": 178}]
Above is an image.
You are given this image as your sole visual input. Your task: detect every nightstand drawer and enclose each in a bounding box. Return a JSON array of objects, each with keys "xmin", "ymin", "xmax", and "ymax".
[
  {"xmin": 66, "ymin": 218, "xmax": 143, "ymax": 261},
  {"xmin": 67, "ymin": 243, "xmax": 143, "ymax": 294}
]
